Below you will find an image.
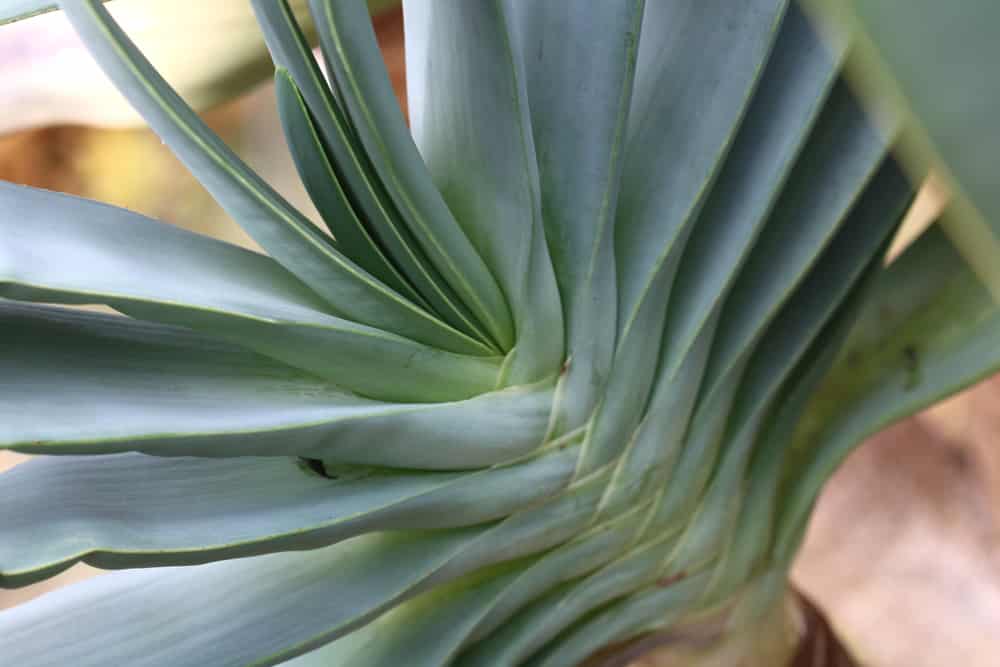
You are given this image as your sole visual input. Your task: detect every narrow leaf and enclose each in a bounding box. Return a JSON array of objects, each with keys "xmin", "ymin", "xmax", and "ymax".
[
  {"xmin": 525, "ymin": 573, "xmax": 712, "ymax": 667},
  {"xmin": 0, "ymin": 530, "xmax": 483, "ymax": 667},
  {"xmin": 57, "ymin": 0, "xmax": 470, "ymax": 355},
  {"xmin": 494, "ymin": 0, "xmax": 643, "ymax": 426},
  {"xmin": 290, "ymin": 569, "xmax": 520, "ymax": 667},
  {"xmin": 0, "ymin": 303, "xmax": 540, "ymax": 466},
  {"xmin": 576, "ymin": 0, "xmax": 788, "ymax": 477},
  {"xmin": 0, "ymin": 187, "xmax": 499, "ymax": 400},
  {"xmin": 402, "ymin": 0, "xmax": 564, "ymax": 383},
  {"xmin": 0, "ymin": 467, "xmax": 613, "ymax": 666},
  {"xmin": 700, "ymin": 78, "xmax": 896, "ymax": 397},
  {"xmin": 252, "ymin": 1, "xmax": 493, "ymax": 345},
  {"xmin": 654, "ymin": 161, "xmax": 912, "ymax": 567},
  {"xmin": 273, "ymin": 66, "xmax": 426, "ymax": 308},
  {"xmin": 614, "ymin": 0, "xmax": 788, "ymax": 330},
  {"xmin": 461, "ymin": 534, "xmax": 691, "ymax": 667},
  {"xmin": 0, "ymin": 449, "xmax": 574, "ymax": 587},
  {"xmin": 310, "ymin": 0, "xmax": 516, "ymax": 349}
]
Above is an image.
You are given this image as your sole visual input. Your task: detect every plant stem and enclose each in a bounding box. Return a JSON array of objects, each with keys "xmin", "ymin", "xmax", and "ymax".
[{"xmin": 583, "ymin": 587, "xmax": 858, "ymax": 667}]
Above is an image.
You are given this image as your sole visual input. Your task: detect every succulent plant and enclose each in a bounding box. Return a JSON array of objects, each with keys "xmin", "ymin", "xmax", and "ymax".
[{"xmin": 1, "ymin": 1, "xmax": 998, "ymax": 665}]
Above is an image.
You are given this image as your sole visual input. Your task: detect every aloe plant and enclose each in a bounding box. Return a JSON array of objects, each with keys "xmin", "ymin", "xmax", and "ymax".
[{"xmin": 2, "ymin": 1, "xmax": 999, "ymax": 665}]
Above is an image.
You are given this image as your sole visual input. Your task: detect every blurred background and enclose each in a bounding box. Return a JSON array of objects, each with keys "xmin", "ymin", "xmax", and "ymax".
[{"xmin": 1, "ymin": 6, "xmax": 999, "ymax": 666}]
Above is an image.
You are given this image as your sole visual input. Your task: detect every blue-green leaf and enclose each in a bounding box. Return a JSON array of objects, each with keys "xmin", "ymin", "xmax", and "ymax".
[
  {"xmin": 0, "ymin": 186, "xmax": 499, "ymax": 400},
  {"xmin": 57, "ymin": 0, "xmax": 468, "ymax": 355},
  {"xmin": 614, "ymin": 0, "xmax": 787, "ymax": 332},
  {"xmin": 599, "ymin": 5, "xmax": 849, "ymax": 515},
  {"xmin": 252, "ymin": 1, "xmax": 492, "ymax": 345},
  {"xmin": 460, "ymin": 533, "xmax": 693, "ymax": 667},
  {"xmin": 714, "ymin": 260, "xmax": 877, "ymax": 596},
  {"xmin": 524, "ymin": 573, "xmax": 713, "ymax": 667},
  {"xmin": 0, "ymin": 468, "xmax": 611, "ymax": 667},
  {"xmin": 273, "ymin": 66, "xmax": 426, "ymax": 309},
  {"xmin": 0, "ymin": 303, "xmax": 541, "ymax": 465},
  {"xmin": 0, "ymin": 449, "xmax": 574, "ymax": 588},
  {"xmin": 698, "ymin": 78, "xmax": 895, "ymax": 405},
  {"xmin": 655, "ymin": 159, "xmax": 912, "ymax": 527},
  {"xmin": 575, "ymin": 0, "xmax": 789, "ymax": 478},
  {"xmin": 653, "ymin": 161, "xmax": 912, "ymax": 575},
  {"xmin": 289, "ymin": 568, "xmax": 521, "ymax": 667},
  {"xmin": 498, "ymin": 0, "xmax": 642, "ymax": 428},
  {"xmin": 804, "ymin": 0, "xmax": 1000, "ymax": 285},
  {"xmin": 0, "ymin": 530, "xmax": 481, "ymax": 667},
  {"xmin": 776, "ymin": 222, "xmax": 1000, "ymax": 559},
  {"xmin": 402, "ymin": 0, "xmax": 564, "ymax": 383},
  {"xmin": 631, "ymin": 76, "xmax": 899, "ymax": 524},
  {"xmin": 309, "ymin": 0, "xmax": 516, "ymax": 350}
]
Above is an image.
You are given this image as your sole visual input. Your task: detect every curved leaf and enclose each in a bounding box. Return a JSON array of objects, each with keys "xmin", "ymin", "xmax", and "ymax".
[
  {"xmin": 500, "ymin": 0, "xmax": 641, "ymax": 426},
  {"xmin": 401, "ymin": 0, "xmax": 563, "ymax": 383},
  {"xmin": 524, "ymin": 573, "xmax": 713, "ymax": 667},
  {"xmin": 614, "ymin": 0, "xmax": 787, "ymax": 332},
  {"xmin": 287, "ymin": 568, "xmax": 521, "ymax": 667},
  {"xmin": 593, "ymin": 6, "xmax": 849, "ymax": 520},
  {"xmin": 714, "ymin": 262, "xmax": 876, "ymax": 596},
  {"xmin": 652, "ymin": 3, "xmax": 846, "ymax": 400},
  {"xmin": 273, "ymin": 66, "xmax": 427, "ymax": 309},
  {"xmin": 0, "ymin": 187, "xmax": 499, "ymax": 400},
  {"xmin": 776, "ymin": 222, "xmax": 1000, "ymax": 558},
  {"xmin": 56, "ymin": 0, "xmax": 472, "ymax": 355},
  {"xmin": 647, "ymin": 163, "xmax": 912, "ymax": 577},
  {"xmin": 653, "ymin": 158, "xmax": 913, "ymax": 528},
  {"xmin": 804, "ymin": 0, "xmax": 1000, "ymax": 287},
  {"xmin": 459, "ymin": 532, "xmax": 687, "ymax": 667},
  {"xmin": 0, "ymin": 466, "xmax": 611, "ymax": 667},
  {"xmin": 0, "ymin": 303, "xmax": 540, "ymax": 466},
  {"xmin": 0, "ymin": 449, "xmax": 574, "ymax": 588},
  {"xmin": 575, "ymin": 0, "xmax": 788, "ymax": 477},
  {"xmin": 0, "ymin": 530, "xmax": 479, "ymax": 667},
  {"xmin": 252, "ymin": 1, "xmax": 492, "ymax": 345},
  {"xmin": 699, "ymin": 80, "xmax": 893, "ymax": 400},
  {"xmin": 309, "ymin": 505, "xmax": 655, "ymax": 667},
  {"xmin": 309, "ymin": 0, "xmax": 515, "ymax": 350},
  {"xmin": 628, "ymin": 76, "xmax": 902, "ymax": 515}
]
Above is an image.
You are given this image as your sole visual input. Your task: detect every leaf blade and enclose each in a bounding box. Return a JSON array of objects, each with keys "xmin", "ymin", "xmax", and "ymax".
[
  {"xmin": 402, "ymin": 0, "xmax": 564, "ymax": 383},
  {"xmin": 273, "ymin": 66, "xmax": 426, "ymax": 308},
  {"xmin": 0, "ymin": 449, "xmax": 574, "ymax": 587},
  {"xmin": 0, "ymin": 303, "xmax": 537, "ymax": 465},
  {"xmin": 310, "ymin": 0, "xmax": 516, "ymax": 349},
  {"xmin": 56, "ymin": 0, "xmax": 470, "ymax": 355},
  {"xmin": 0, "ymin": 186, "xmax": 499, "ymax": 400},
  {"xmin": 776, "ymin": 222, "xmax": 1000, "ymax": 558},
  {"xmin": 252, "ymin": 1, "xmax": 494, "ymax": 345}
]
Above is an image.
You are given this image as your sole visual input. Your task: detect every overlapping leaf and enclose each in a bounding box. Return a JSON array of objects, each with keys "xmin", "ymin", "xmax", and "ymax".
[
  {"xmin": 0, "ymin": 303, "xmax": 545, "ymax": 463},
  {"xmin": 57, "ymin": 0, "xmax": 484, "ymax": 360},
  {"xmin": 0, "ymin": 449, "xmax": 574, "ymax": 587},
  {"xmin": 1, "ymin": 1, "xmax": 996, "ymax": 666},
  {"xmin": 309, "ymin": 0, "xmax": 515, "ymax": 350}
]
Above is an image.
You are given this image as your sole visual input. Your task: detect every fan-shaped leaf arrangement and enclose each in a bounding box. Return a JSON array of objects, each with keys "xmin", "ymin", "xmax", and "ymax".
[{"xmin": 2, "ymin": 1, "xmax": 999, "ymax": 665}]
